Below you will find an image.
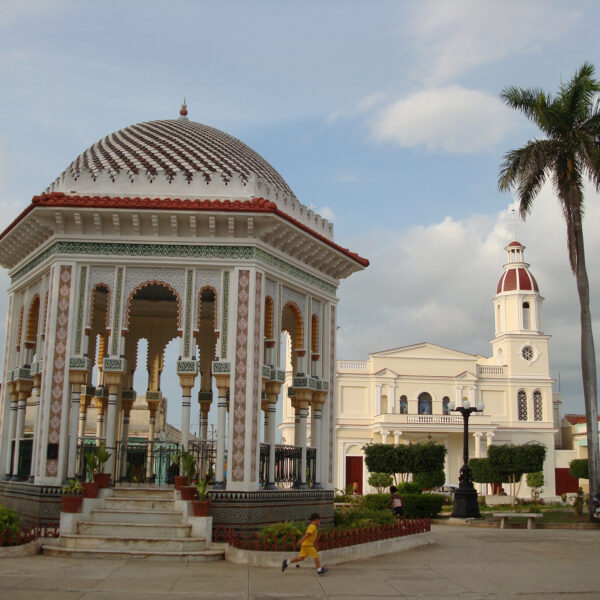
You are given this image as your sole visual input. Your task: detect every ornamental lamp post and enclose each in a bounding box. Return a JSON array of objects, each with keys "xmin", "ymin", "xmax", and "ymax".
[{"xmin": 448, "ymin": 398, "xmax": 484, "ymax": 519}]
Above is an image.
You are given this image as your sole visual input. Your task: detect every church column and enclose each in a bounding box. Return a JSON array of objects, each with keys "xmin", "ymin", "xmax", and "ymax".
[
  {"xmin": 67, "ymin": 368, "xmax": 88, "ymax": 479},
  {"xmin": 486, "ymin": 431, "xmax": 494, "ymax": 453},
  {"xmin": 393, "ymin": 430, "xmax": 402, "ymax": 445},
  {"xmin": 375, "ymin": 384, "xmax": 382, "ymax": 416},
  {"xmin": 389, "ymin": 385, "xmax": 396, "ymax": 414},
  {"xmin": 380, "ymin": 430, "xmax": 390, "ymax": 444},
  {"xmin": 213, "ymin": 373, "xmax": 229, "ymax": 489},
  {"xmin": 11, "ymin": 377, "xmax": 32, "ymax": 480},
  {"xmin": 473, "ymin": 432, "xmax": 484, "ymax": 495}
]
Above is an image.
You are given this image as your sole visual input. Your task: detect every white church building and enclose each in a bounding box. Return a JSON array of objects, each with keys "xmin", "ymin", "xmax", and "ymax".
[{"xmin": 332, "ymin": 240, "xmax": 560, "ymax": 497}]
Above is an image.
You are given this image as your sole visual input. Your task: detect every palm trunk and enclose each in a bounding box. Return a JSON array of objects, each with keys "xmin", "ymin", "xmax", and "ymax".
[{"xmin": 572, "ymin": 205, "xmax": 600, "ymax": 519}]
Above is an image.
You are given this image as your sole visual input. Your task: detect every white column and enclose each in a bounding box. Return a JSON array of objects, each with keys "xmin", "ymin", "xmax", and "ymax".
[
  {"xmin": 375, "ymin": 384, "xmax": 382, "ymax": 416},
  {"xmin": 393, "ymin": 431, "xmax": 402, "ymax": 445},
  {"xmin": 389, "ymin": 385, "xmax": 396, "ymax": 414},
  {"xmin": 267, "ymin": 400, "xmax": 277, "ymax": 488},
  {"xmin": 67, "ymin": 385, "xmax": 81, "ymax": 478},
  {"xmin": 214, "ymin": 383, "xmax": 227, "ymax": 489},
  {"xmin": 181, "ymin": 392, "xmax": 191, "ymax": 450},
  {"xmin": 10, "ymin": 397, "xmax": 27, "ymax": 480},
  {"xmin": 4, "ymin": 398, "xmax": 17, "ymax": 478},
  {"xmin": 486, "ymin": 431, "xmax": 495, "ymax": 454},
  {"xmin": 474, "ymin": 432, "xmax": 482, "ymax": 458},
  {"xmin": 105, "ymin": 391, "xmax": 117, "ymax": 480},
  {"xmin": 28, "ymin": 386, "xmax": 41, "ymax": 482},
  {"xmin": 380, "ymin": 430, "xmax": 390, "ymax": 444},
  {"xmin": 297, "ymin": 403, "xmax": 308, "ymax": 488},
  {"xmin": 311, "ymin": 402, "xmax": 323, "ymax": 488}
]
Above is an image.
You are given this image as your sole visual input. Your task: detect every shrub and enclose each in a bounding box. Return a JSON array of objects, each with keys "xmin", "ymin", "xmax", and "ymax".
[
  {"xmin": 0, "ymin": 505, "xmax": 19, "ymax": 545},
  {"xmin": 397, "ymin": 482, "xmax": 422, "ymax": 495},
  {"xmin": 258, "ymin": 520, "xmax": 304, "ymax": 543},
  {"xmin": 363, "ymin": 493, "xmax": 391, "ymax": 511},
  {"xmin": 368, "ymin": 472, "xmax": 393, "ymax": 493},
  {"xmin": 526, "ymin": 471, "xmax": 544, "ymax": 500},
  {"xmin": 402, "ymin": 494, "xmax": 445, "ymax": 518},
  {"xmin": 334, "ymin": 507, "xmax": 395, "ymax": 528},
  {"xmin": 413, "ymin": 470, "xmax": 445, "ymax": 491},
  {"xmin": 569, "ymin": 459, "xmax": 589, "ymax": 480}
]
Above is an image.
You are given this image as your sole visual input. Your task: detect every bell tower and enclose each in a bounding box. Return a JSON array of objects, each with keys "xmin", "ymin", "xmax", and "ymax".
[{"xmin": 491, "ymin": 240, "xmax": 550, "ymax": 377}]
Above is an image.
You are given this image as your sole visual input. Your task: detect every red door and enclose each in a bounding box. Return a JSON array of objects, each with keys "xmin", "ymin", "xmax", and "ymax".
[
  {"xmin": 555, "ymin": 468, "xmax": 579, "ymax": 494},
  {"xmin": 346, "ymin": 456, "xmax": 363, "ymax": 495}
]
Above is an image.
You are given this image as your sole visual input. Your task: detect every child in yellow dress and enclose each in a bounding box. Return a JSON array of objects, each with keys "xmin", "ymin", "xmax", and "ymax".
[{"xmin": 282, "ymin": 513, "xmax": 328, "ymax": 575}]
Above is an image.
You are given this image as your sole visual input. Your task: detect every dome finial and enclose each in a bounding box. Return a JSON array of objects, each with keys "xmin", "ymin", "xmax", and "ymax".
[{"xmin": 179, "ymin": 98, "xmax": 188, "ymax": 118}]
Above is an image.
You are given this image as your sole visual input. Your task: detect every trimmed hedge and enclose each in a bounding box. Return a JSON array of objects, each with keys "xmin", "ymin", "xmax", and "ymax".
[
  {"xmin": 363, "ymin": 493, "xmax": 391, "ymax": 511},
  {"xmin": 402, "ymin": 494, "xmax": 445, "ymax": 518},
  {"xmin": 397, "ymin": 482, "xmax": 422, "ymax": 495},
  {"xmin": 334, "ymin": 507, "xmax": 395, "ymax": 528}
]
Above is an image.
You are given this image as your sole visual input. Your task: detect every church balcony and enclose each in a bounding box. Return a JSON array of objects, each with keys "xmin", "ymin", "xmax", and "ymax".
[
  {"xmin": 477, "ymin": 365, "xmax": 505, "ymax": 375},
  {"xmin": 371, "ymin": 413, "xmax": 491, "ymax": 429}
]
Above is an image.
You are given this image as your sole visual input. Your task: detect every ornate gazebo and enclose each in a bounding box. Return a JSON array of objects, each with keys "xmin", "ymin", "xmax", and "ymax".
[{"xmin": 0, "ymin": 104, "xmax": 368, "ymax": 529}]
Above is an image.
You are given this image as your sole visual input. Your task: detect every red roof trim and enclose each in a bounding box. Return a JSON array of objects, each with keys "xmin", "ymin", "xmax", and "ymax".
[
  {"xmin": 564, "ymin": 414, "xmax": 600, "ymax": 425},
  {"xmin": 0, "ymin": 193, "xmax": 369, "ymax": 268}
]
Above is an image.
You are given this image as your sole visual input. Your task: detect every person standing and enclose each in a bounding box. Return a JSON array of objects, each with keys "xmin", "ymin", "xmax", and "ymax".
[{"xmin": 389, "ymin": 485, "xmax": 404, "ymax": 518}]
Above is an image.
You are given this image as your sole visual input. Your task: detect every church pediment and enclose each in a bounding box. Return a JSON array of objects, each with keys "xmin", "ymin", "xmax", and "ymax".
[
  {"xmin": 373, "ymin": 368, "xmax": 399, "ymax": 378},
  {"xmin": 455, "ymin": 370, "xmax": 478, "ymax": 381},
  {"xmin": 370, "ymin": 342, "xmax": 478, "ymax": 361}
]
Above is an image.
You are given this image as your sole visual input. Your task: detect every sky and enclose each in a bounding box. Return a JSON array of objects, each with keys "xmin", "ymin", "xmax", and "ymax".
[{"xmin": 1, "ymin": 0, "xmax": 600, "ymax": 432}]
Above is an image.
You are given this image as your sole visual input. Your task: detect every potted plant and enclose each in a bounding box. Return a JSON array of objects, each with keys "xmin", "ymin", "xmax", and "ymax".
[
  {"xmin": 179, "ymin": 447, "xmax": 197, "ymax": 500},
  {"xmin": 61, "ymin": 479, "xmax": 83, "ymax": 513},
  {"xmin": 191, "ymin": 478, "xmax": 211, "ymax": 516},
  {"xmin": 82, "ymin": 452, "xmax": 99, "ymax": 498},
  {"xmin": 92, "ymin": 442, "xmax": 111, "ymax": 488},
  {"xmin": 170, "ymin": 449, "xmax": 185, "ymax": 490}
]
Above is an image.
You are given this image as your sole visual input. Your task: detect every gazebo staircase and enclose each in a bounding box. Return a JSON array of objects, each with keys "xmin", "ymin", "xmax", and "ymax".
[{"xmin": 43, "ymin": 487, "xmax": 224, "ymax": 561}]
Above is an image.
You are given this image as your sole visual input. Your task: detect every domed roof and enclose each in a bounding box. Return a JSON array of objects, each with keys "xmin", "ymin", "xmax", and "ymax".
[
  {"xmin": 46, "ymin": 114, "xmax": 297, "ymax": 201},
  {"xmin": 496, "ymin": 267, "xmax": 539, "ymax": 293},
  {"xmin": 496, "ymin": 240, "xmax": 539, "ymax": 294}
]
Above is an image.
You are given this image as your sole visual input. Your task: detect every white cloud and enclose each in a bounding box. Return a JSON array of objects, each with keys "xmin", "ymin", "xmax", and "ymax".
[
  {"xmin": 371, "ymin": 86, "xmax": 515, "ymax": 153},
  {"xmin": 327, "ymin": 92, "xmax": 388, "ymax": 124},
  {"xmin": 407, "ymin": 0, "xmax": 580, "ymax": 83},
  {"xmin": 337, "ymin": 181, "xmax": 600, "ymax": 415}
]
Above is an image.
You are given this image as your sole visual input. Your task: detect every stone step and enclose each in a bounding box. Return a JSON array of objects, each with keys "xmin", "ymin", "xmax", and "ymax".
[
  {"xmin": 112, "ymin": 487, "xmax": 175, "ymax": 499},
  {"xmin": 59, "ymin": 534, "xmax": 207, "ymax": 552},
  {"xmin": 91, "ymin": 509, "xmax": 183, "ymax": 525},
  {"xmin": 42, "ymin": 544, "xmax": 224, "ymax": 562},
  {"xmin": 78, "ymin": 521, "xmax": 192, "ymax": 538},
  {"xmin": 105, "ymin": 498, "xmax": 175, "ymax": 511}
]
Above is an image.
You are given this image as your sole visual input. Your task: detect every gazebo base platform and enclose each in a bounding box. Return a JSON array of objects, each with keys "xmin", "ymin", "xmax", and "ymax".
[
  {"xmin": 209, "ymin": 489, "xmax": 334, "ymax": 534},
  {"xmin": 0, "ymin": 481, "xmax": 62, "ymax": 528}
]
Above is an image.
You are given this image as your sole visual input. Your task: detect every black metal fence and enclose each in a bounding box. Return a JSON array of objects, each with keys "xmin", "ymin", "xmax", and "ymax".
[
  {"xmin": 259, "ymin": 443, "xmax": 317, "ymax": 488},
  {"xmin": 75, "ymin": 439, "xmax": 316, "ymax": 488},
  {"xmin": 5, "ymin": 439, "xmax": 33, "ymax": 481}
]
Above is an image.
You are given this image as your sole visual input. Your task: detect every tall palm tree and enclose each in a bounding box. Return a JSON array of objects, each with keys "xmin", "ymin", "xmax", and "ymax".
[{"xmin": 498, "ymin": 62, "xmax": 600, "ymax": 516}]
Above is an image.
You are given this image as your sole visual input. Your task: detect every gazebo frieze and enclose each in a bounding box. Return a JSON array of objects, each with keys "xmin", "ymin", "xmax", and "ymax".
[
  {"xmin": 10, "ymin": 241, "xmax": 338, "ymax": 296},
  {"xmin": 316, "ymin": 379, "xmax": 329, "ymax": 392},
  {"xmin": 102, "ymin": 357, "xmax": 127, "ymax": 373},
  {"xmin": 176, "ymin": 359, "xmax": 198, "ymax": 375},
  {"xmin": 80, "ymin": 384, "xmax": 96, "ymax": 397},
  {"xmin": 94, "ymin": 386, "xmax": 108, "ymax": 399},
  {"xmin": 145, "ymin": 391, "xmax": 162, "ymax": 402},
  {"xmin": 261, "ymin": 365, "xmax": 272, "ymax": 379},
  {"xmin": 121, "ymin": 389, "xmax": 136, "ymax": 401},
  {"xmin": 212, "ymin": 361, "xmax": 231, "ymax": 375},
  {"xmin": 69, "ymin": 357, "xmax": 92, "ymax": 372},
  {"xmin": 198, "ymin": 391, "xmax": 212, "ymax": 402},
  {"xmin": 271, "ymin": 368, "xmax": 286, "ymax": 383}
]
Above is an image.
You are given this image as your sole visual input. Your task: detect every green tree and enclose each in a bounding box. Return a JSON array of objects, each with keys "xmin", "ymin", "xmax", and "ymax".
[
  {"xmin": 526, "ymin": 471, "xmax": 544, "ymax": 501},
  {"xmin": 488, "ymin": 444, "xmax": 547, "ymax": 506},
  {"xmin": 498, "ymin": 62, "xmax": 600, "ymax": 518},
  {"xmin": 469, "ymin": 457, "xmax": 504, "ymax": 495},
  {"xmin": 413, "ymin": 470, "xmax": 445, "ymax": 491},
  {"xmin": 569, "ymin": 458, "xmax": 589, "ymax": 480},
  {"xmin": 368, "ymin": 472, "xmax": 393, "ymax": 493}
]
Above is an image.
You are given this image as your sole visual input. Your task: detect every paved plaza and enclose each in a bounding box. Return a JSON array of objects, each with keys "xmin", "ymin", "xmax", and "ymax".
[{"xmin": 0, "ymin": 525, "xmax": 598, "ymax": 599}]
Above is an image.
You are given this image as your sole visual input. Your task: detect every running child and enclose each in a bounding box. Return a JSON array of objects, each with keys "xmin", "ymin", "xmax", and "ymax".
[{"xmin": 281, "ymin": 513, "xmax": 328, "ymax": 575}]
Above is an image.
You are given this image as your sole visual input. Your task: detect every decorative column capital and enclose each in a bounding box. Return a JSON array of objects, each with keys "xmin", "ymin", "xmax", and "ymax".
[
  {"xmin": 473, "ymin": 432, "xmax": 483, "ymax": 439},
  {"xmin": 176, "ymin": 359, "xmax": 198, "ymax": 375}
]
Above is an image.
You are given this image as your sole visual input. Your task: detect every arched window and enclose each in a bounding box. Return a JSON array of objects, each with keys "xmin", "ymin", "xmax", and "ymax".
[
  {"xmin": 533, "ymin": 390, "xmax": 543, "ymax": 421},
  {"xmin": 518, "ymin": 390, "xmax": 528, "ymax": 421},
  {"xmin": 442, "ymin": 396, "xmax": 450, "ymax": 415},
  {"xmin": 523, "ymin": 302, "xmax": 530, "ymax": 329},
  {"xmin": 399, "ymin": 395, "xmax": 408, "ymax": 414},
  {"xmin": 418, "ymin": 392, "xmax": 432, "ymax": 415}
]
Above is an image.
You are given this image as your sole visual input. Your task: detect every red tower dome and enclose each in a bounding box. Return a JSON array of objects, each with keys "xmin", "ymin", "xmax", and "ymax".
[{"xmin": 496, "ymin": 240, "xmax": 539, "ymax": 294}]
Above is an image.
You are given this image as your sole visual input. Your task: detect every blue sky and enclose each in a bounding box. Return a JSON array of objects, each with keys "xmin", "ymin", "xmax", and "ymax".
[{"xmin": 1, "ymin": 0, "xmax": 600, "ymax": 430}]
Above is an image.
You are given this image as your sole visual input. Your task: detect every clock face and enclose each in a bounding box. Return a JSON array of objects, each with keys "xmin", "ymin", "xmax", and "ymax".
[{"xmin": 521, "ymin": 345, "xmax": 534, "ymax": 361}]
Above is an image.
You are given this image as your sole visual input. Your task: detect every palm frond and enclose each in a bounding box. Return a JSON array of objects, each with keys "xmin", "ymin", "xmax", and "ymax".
[{"xmin": 500, "ymin": 87, "xmax": 554, "ymax": 133}]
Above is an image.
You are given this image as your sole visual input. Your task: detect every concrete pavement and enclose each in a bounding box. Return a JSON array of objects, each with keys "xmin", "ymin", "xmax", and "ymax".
[{"xmin": 0, "ymin": 525, "xmax": 598, "ymax": 599}]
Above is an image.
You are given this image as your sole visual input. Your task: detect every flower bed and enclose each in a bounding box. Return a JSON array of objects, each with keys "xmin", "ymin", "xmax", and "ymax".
[
  {"xmin": 214, "ymin": 518, "xmax": 430, "ymax": 551},
  {"xmin": 0, "ymin": 525, "xmax": 59, "ymax": 548}
]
